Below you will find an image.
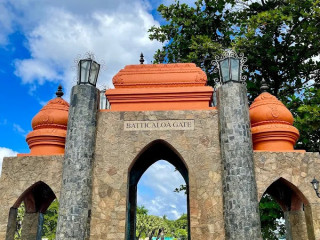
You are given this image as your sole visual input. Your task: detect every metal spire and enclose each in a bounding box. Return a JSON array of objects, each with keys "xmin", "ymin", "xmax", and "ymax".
[
  {"xmin": 260, "ymin": 78, "xmax": 269, "ymax": 93},
  {"xmin": 56, "ymin": 85, "xmax": 64, "ymax": 98},
  {"xmin": 140, "ymin": 53, "xmax": 144, "ymax": 64}
]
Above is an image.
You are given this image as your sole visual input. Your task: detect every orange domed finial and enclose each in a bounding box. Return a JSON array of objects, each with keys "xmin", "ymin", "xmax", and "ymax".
[
  {"xmin": 249, "ymin": 80, "xmax": 300, "ymax": 151},
  {"xmin": 22, "ymin": 85, "xmax": 69, "ymax": 155}
]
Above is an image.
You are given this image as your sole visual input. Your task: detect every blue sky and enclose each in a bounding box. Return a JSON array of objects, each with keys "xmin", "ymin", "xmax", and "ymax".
[{"xmin": 0, "ymin": 0, "xmax": 192, "ymax": 220}]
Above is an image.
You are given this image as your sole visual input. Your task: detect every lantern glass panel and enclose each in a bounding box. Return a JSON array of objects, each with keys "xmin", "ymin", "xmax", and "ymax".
[
  {"xmin": 89, "ymin": 61, "xmax": 99, "ymax": 85},
  {"xmin": 80, "ymin": 60, "xmax": 91, "ymax": 84},
  {"xmin": 220, "ymin": 59, "xmax": 230, "ymax": 83},
  {"xmin": 230, "ymin": 58, "xmax": 240, "ymax": 82}
]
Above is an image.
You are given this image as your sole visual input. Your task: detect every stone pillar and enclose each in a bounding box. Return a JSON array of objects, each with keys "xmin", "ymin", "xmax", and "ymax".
[
  {"xmin": 217, "ymin": 82, "xmax": 262, "ymax": 239},
  {"xmin": 285, "ymin": 210, "xmax": 308, "ymax": 240},
  {"xmin": 284, "ymin": 211, "xmax": 293, "ymax": 240},
  {"xmin": 20, "ymin": 212, "xmax": 44, "ymax": 240},
  {"xmin": 5, "ymin": 208, "xmax": 17, "ymax": 240},
  {"xmin": 55, "ymin": 85, "xmax": 99, "ymax": 240}
]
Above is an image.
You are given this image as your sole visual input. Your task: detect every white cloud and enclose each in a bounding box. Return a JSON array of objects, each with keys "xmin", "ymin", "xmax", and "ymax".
[
  {"xmin": 0, "ymin": 147, "xmax": 18, "ymax": 176},
  {"xmin": 2, "ymin": 0, "xmax": 162, "ymax": 98},
  {"xmin": 0, "ymin": 2, "xmax": 15, "ymax": 45},
  {"xmin": 13, "ymin": 123, "xmax": 27, "ymax": 136},
  {"xmin": 138, "ymin": 160, "xmax": 187, "ymax": 220}
]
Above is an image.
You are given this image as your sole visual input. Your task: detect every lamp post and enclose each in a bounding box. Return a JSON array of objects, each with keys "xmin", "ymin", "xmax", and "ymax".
[
  {"xmin": 213, "ymin": 49, "xmax": 247, "ymax": 85},
  {"xmin": 311, "ymin": 177, "xmax": 320, "ymax": 198},
  {"xmin": 215, "ymin": 49, "xmax": 262, "ymax": 240},
  {"xmin": 56, "ymin": 56, "xmax": 100, "ymax": 240},
  {"xmin": 78, "ymin": 57, "xmax": 100, "ymax": 86}
]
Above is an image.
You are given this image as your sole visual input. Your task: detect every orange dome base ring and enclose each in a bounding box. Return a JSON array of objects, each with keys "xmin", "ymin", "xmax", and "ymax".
[{"xmin": 252, "ymin": 124, "xmax": 300, "ymax": 151}]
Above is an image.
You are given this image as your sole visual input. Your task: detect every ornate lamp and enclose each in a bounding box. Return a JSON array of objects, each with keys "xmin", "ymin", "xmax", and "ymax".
[
  {"xmin": 77, "ymin": 55, "xmax": 100, "ymax": 86},
  {"xmin": 213, "ymin": 49, "xmax": 247, "ymax": 85},
  {"xmin": 311, "ymin": 177, "xmax": 320, "ymax": 198}
]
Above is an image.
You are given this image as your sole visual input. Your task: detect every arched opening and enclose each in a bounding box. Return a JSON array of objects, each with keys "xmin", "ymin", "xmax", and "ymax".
[
  {"xmin": 260, "ymin": 178, "xmax": 315, "ymax": 240},
  {"xmin": 6, "ymin": 181, "xmax": 59, "ymax": 240},
  {"xmin": 127, "ymin": 140, "xmax": 190, "ymax": 240}
]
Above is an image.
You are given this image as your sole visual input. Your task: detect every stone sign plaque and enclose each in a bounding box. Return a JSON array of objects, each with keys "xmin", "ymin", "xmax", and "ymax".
[{"xmin": 124, "ymin": 120, "xmax": 194, "ymax": 131}]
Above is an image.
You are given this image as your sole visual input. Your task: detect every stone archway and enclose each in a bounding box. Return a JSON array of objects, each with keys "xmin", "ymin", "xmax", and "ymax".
[
  {"xmin": 6, "ymin": 181, "xmax": 56, "ymax": 240},
  {"xmin": 261, "ymin": 177, "xmax": 315, "ymax": 240},
  {"xmin": 127, "ymin": 139, "xmax": 190, "ymax": 240}
]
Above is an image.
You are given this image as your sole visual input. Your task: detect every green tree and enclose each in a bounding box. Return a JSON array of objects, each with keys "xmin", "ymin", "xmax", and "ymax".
[
  {"xmin": 42, "ymin": 200, "xmax": 59, "ymax": 240},
  {"xmin": 149, "ymin": 0, "xmax": 320, "ymax": 151},
  {"xmin": 286, "ymin": 87, "xmax": 320, "ymax": 152},
  {"xmin": 137, "ymin": 205, "xmax": 149, "ymax": 215},
  {"xmin": 14, "ymin": 203, "xmax": 25, "ymax": 240},
  {"xmin": 149, "ymin": 0, "xmax": 320, "ymax": 101},
  {"xmin": 233, "ymin": 0, "xmax": 320, "ymax": 100},
  {"xmin": 13, "ymin": 200, "xmax": 59, "ymax": 240},
  {"xmin": 136, "ymin": 206, "xmax": 168, "ymax": 240},
  {"xmin": 136, "ymin": 205, "xmax": 188, "ymax": 240},
  {"xmin": 259, "ymin": 194, "xmax": 285, "ymax": 240},
  {"xmin": 149, "ymin": 0, "xmax": 233, "ymax": 76}
]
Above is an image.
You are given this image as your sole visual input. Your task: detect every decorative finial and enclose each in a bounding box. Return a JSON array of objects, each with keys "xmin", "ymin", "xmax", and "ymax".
[
  {"xmin": 260, "ymin": 78, "xmax": 269, "ymax": 93},
  {"xmin": 56, "ymin": 85, "xmax": 64, "ymax": 98},
  {"xmin": 140, "ymin": 53, "xmax": 144, "ymax": 64}
]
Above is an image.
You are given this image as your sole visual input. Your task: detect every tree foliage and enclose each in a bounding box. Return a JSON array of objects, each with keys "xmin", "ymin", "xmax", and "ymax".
[
  {"xmin": 259, "ymin": 194, "xmax": 285, "ymax": 240},
  {"xmin": 149, "ymin": 0, "xmax": 320, "ymax": 151},
  {"xmin": 136, "ymin": 206, "xmax": 188, "ymax": 240},
  {"xmin": 287, "ymin": 87, "xmax": 320, "ymax": 152},
  {"xmin": 42, "ymin": 200, "xmax": 59, "ymax": 240},
  {"xmin": 149, "ymin": 0, "xmax": 320, "ymax": 100},
  {"xmin": 14, "ymin": 200, "xmax": 59, "ymax": 240},
  {"xmin": 14, "ymin": 203, "xmax": 25, "ymax": 240}
]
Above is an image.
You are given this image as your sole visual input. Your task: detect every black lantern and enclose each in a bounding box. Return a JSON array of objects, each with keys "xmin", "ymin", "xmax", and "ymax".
[
  {"xmin": 311, "ymin": 177, "xmax": 320, "ymax": 198},
  {"xmin": 77, "ymin": 57, "xmax": 100, "ymax": 86},
  {"xmin": 213, "ymin": 49, "xmax": 247, "ymax": 85}
]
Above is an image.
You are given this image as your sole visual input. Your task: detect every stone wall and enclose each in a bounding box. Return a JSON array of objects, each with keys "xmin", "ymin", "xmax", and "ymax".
[
  {"xmin": 0, "ymin": 155, "xmax": 63, "ymax": 240},
  {"xmin": 254, "ymin": 151, "xmax": 320, "ymax": 239},
  {"xmin": 90, "ymin": 109, "xmax": 225, "ymax": 240},
  {"xmin": 0, "ymin": 110, "xmax": 319, "ymax": 240}
]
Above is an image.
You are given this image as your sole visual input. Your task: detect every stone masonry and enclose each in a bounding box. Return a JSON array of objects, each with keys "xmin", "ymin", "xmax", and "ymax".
[
  {"xmin": 0, "ymin": 155, "xmax": 63, "ymax": 240},
  {"xmin": 55, "ymin": 85, "xmax": 99, "ymax": 240},
  {"xmin": 217, "ymin": 82, "xmax": 262, "ymax": 240},
  {"xmin": 0, "ymin": 110, "xmax": 319, "ymax": 240},
  {"xmin": 90, "ymin": 109, "xmax": 224, "ymax": 240}
]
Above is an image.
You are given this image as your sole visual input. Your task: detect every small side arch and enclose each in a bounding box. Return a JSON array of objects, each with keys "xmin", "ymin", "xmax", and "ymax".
[
  {"xmin": 12, "ymin": 181, "xmax": 56, "ymax": 213},
  {"xmin": 126, "ymin": 139, "xmax": 190, "ymax": 240},
  {"xmin": 6, "ymin": 181, "xmax": 57, "ymax": 240},
  {"xmin": 260, "ymin": 177, "xmax": 315, "ymax": 240}
]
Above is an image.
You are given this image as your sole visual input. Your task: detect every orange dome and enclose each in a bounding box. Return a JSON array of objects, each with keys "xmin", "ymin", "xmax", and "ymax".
[
  {"xmin": 249, "ymin": 81, "xmax": 299, "ymax": 151},
  {"xmin": 25, "ymin": 85, "xmax": 69, "ymax": 155},
  {"xmin": 250, "ymin": 92, "xmax": 294, "ymax": 126}
]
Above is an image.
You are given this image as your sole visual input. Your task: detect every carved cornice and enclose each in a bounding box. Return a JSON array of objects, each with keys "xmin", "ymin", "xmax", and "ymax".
[{"xmin": 113, "ymin": 63, "xmax": 207, "ymax": 88}]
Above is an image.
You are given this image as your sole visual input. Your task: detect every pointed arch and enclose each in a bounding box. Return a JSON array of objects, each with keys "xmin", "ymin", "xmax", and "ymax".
[
  {"xmin": 126, "ymin": 139, "xmax": 190, "ymax": 240},
  {"xmin": 260, "ymin": 177, "xmax": 315, "ymax": 240},
  {"xmin": 6, "ymin": 181, "xmax": 57, "ymax": 240},
  {"xmin": 260, "ymin": 177, "xmax": 308, "ymax": 211},
  {"xmin": 12, "ymin": 181, "xmax": 56, "ymax": 213},
  {"xmin": 129, "ymin": 139, "xmax": 188, "ymax": 183}
]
